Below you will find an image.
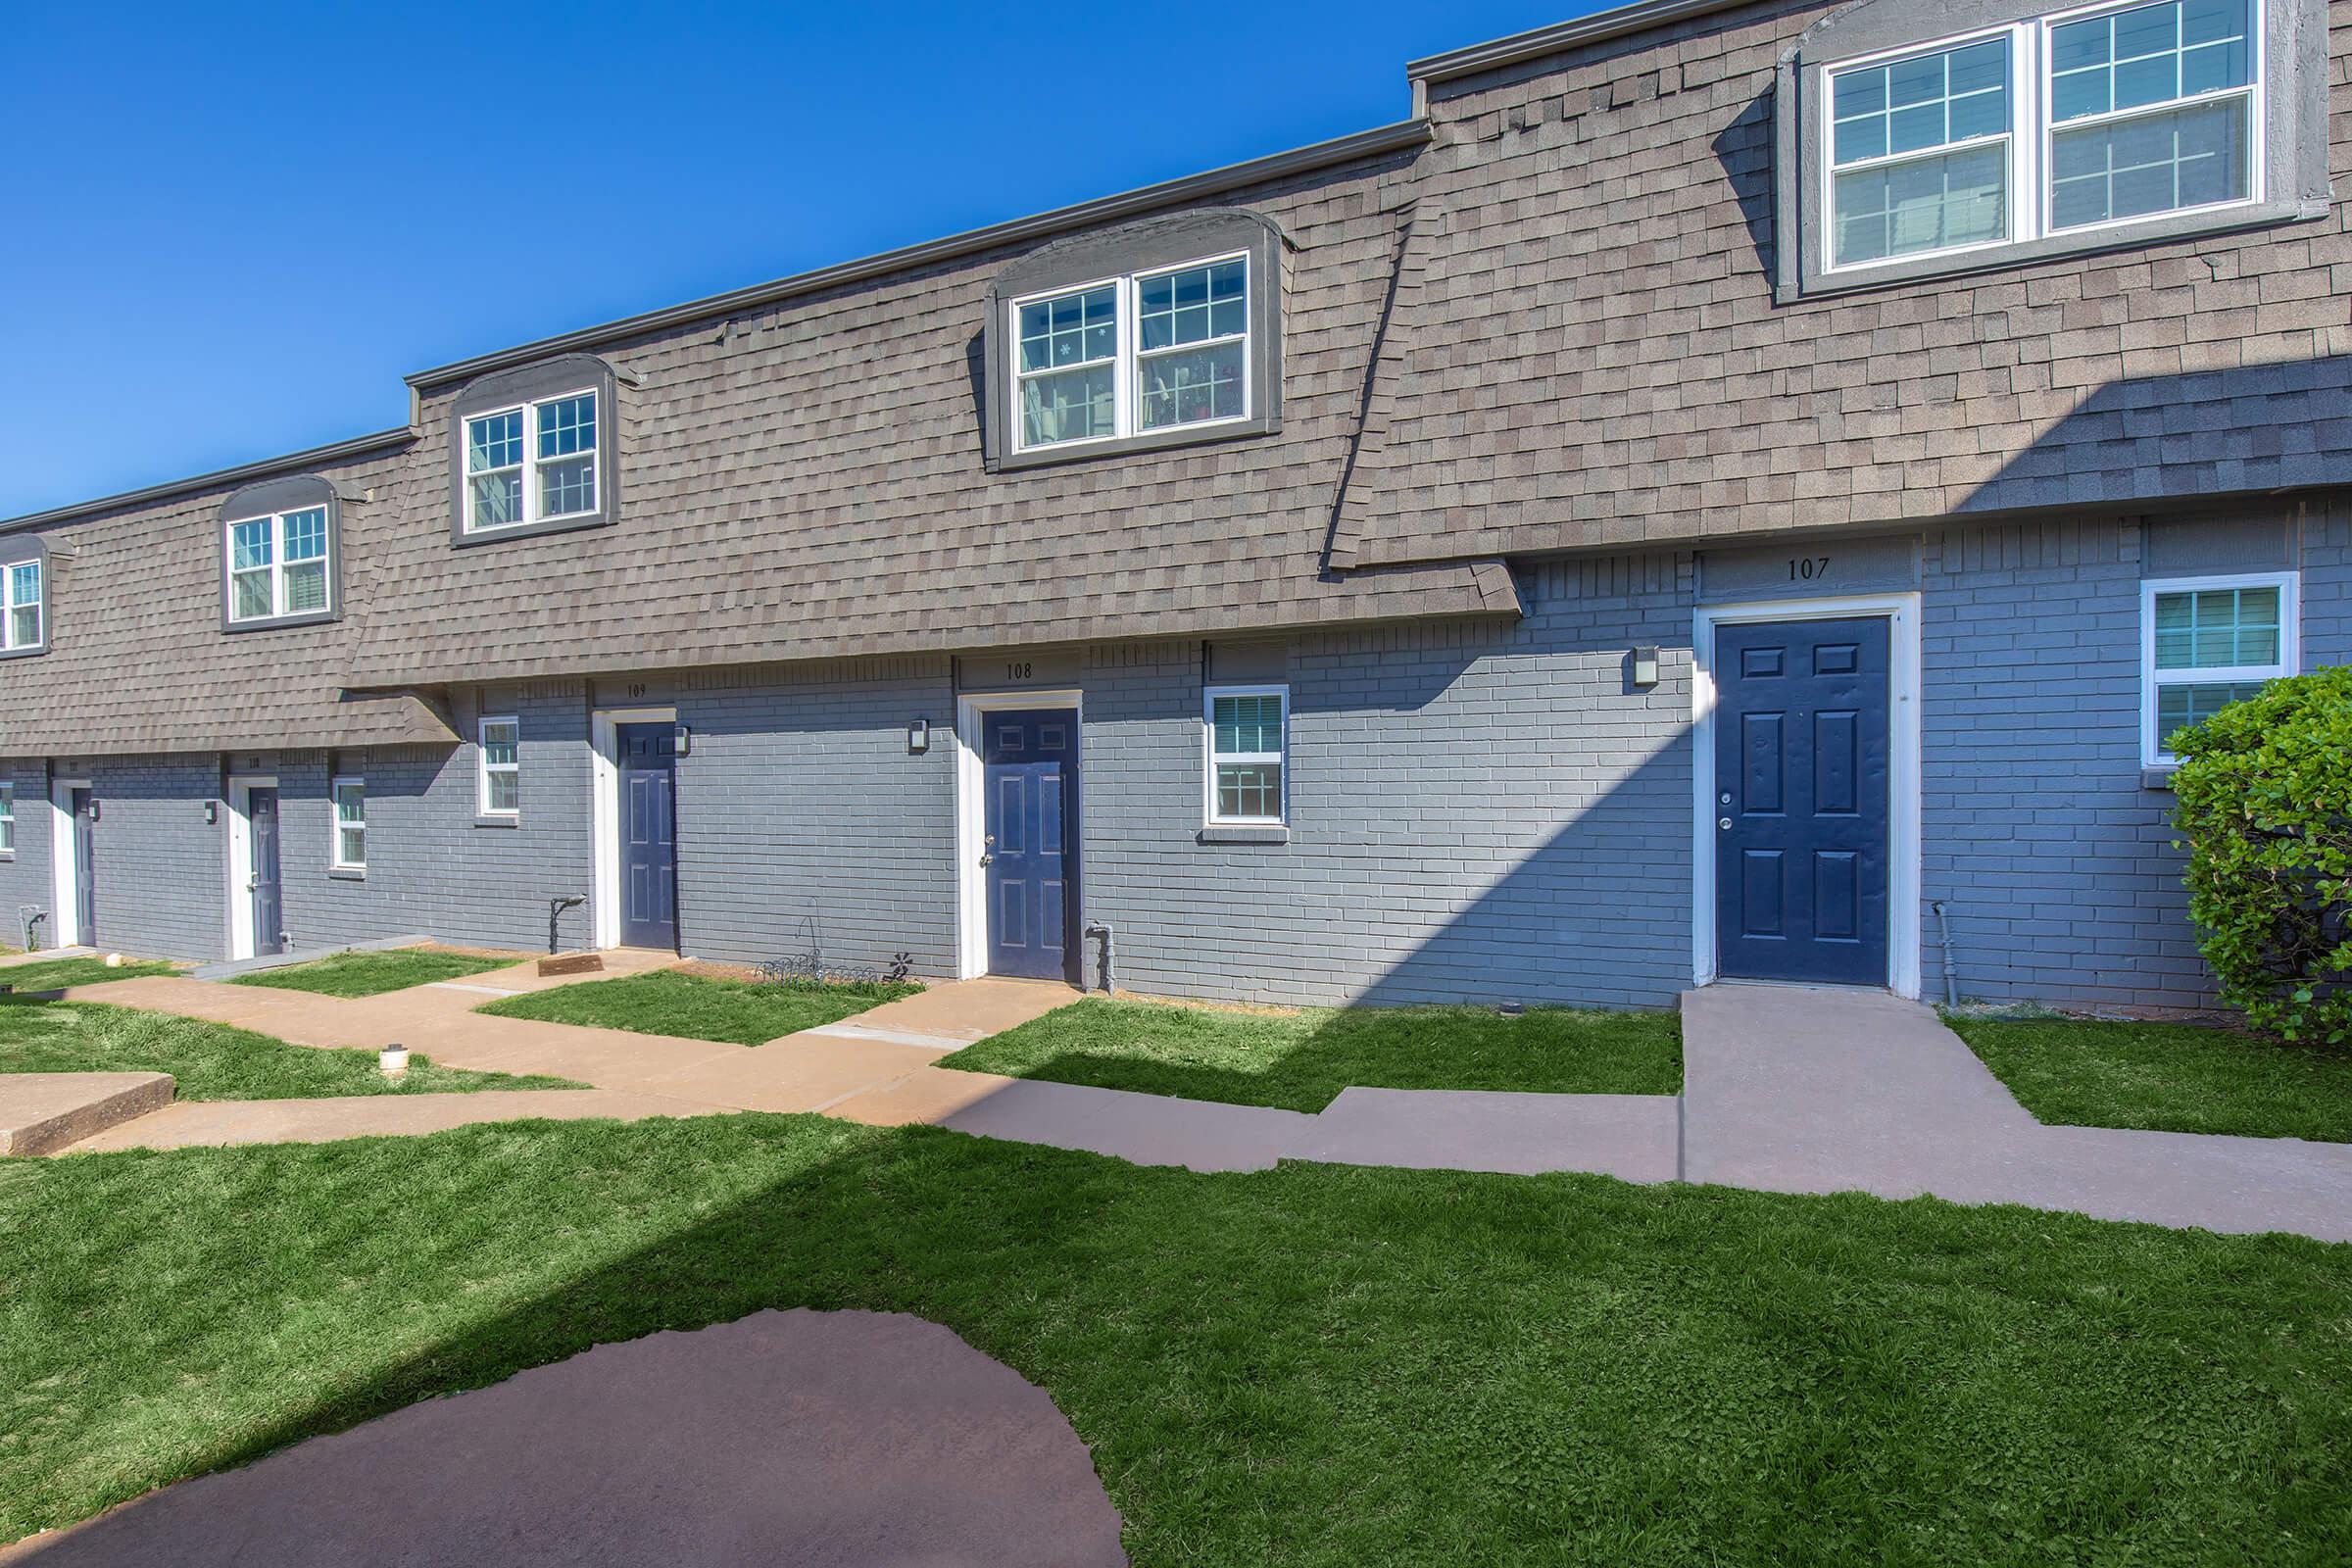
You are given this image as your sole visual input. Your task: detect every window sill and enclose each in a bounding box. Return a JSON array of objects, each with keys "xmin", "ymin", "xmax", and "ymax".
[
  {"xmin": 2141, "ymin": 766, "xmax": 2180, "ymax": 792},
  {"xmin": 992, "ymin": 416, "xmax": 1276, "ymax": 473},
  {"xmin": 224, "ymin": 609, "xmax": 339, "ymax": 634},
  {"xmin": 451, "ymin": 511, "xmax": 612, "ymax": 548},
  {"xmin": 327, "ymin": 866, "xmax": 367, "ymax": 881},
  {"xmin": 1779, "ymin": 198, "xmax": 2328, "ymax": 305},
  {"xmin": 1198, "ymin": 824, "xmax": 1290, "ymax": 845},
  {"xmin": 473, "ymin": 814, "xmax": 521, "ymax": 829},
  {"xmin": 0, "ymin": 645, "xmax": 47, "ymax": 661}
]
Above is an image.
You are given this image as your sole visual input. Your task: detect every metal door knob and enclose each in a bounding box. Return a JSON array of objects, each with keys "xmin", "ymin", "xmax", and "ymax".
[{"xmin": 978, "ymin": 854, "xmax": 994, "ymax": 866}]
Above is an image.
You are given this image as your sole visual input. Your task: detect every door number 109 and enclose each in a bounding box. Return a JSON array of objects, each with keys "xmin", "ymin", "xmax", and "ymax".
[{"xmin": 1788, "ymin": 557, "xmax": 1831, "ymax": 581}]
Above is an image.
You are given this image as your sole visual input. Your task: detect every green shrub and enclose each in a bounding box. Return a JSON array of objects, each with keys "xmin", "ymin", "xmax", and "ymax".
[{"xmin": 2171, "ymin": 665, "xmax": 2352, "ymax": 1043}]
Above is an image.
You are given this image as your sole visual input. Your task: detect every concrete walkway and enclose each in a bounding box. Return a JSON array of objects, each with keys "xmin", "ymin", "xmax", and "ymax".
[
  {"xmin": 0, "ymin": 1309, "xmax": 1127, "ymax": 1568},
  {"xmin": 41, "ymin": 959, "xmax": 2352, "ymax": 1242},
  {"xmin": 1682, "ymin": 983, "xmax": 2352, "ymax": 1241}
]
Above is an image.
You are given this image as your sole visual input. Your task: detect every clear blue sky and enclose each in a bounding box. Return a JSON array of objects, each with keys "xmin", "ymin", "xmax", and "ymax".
[{"xmin": 0, "ymin": 0, "xmax": 1605, "ymax": 517}]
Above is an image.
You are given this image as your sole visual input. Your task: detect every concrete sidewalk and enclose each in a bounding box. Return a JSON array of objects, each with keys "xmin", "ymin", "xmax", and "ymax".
[{"xmin": 1681, "ymin": 983, "xmax": 2352, "ymax": 1241}]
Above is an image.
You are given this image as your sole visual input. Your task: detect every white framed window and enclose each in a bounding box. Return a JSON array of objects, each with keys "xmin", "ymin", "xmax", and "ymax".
[
  {"xmin": 2141, "ymin": 571, "xmax": 2296, "ymax": 764},
  {"xmin": 1204, "ymin": 684, "xmax": 1288, "ymax": 825},
  {"xmin": 3, "ymin": 560, "xmax": 42, "ymax": 651},
  {"xmin": 0, "ymin": 784, "xmax": 15, "ymax": 855},
  {"xmin": 224, "ymin": 507, "xmax": 332, "ymax": 623},
  {"xmin": 1824, "ymin": 0, "xmax": 2261, "ymax": 274},
  {"xmin": 478, "ymin": 716, "xmax": 520, "ymax": 816},
  {"xmin": 1011, "ymin": 252, "xmax": 1250, "ymax": 453},
  {"xmin": 464, "ymin": 389, "xmax": 599, "ymax": 533},
  {"xmin": 330, "ymin": 776, "xmax": 367, "ymax": 869}
]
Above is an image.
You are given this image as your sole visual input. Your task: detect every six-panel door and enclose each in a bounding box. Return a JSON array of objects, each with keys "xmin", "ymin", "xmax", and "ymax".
[
  {"xmin": 70, "ymin": 788, "xmax": 97, "ymax": 948},
  {"xmin": 617, "ymin": 723, "xmax": 680, "ymax": 951},
  {"xmin": 248, "ymin": 787, "xmax": 284, "ymax": 956},
  {"xmin": 982, "ymin": 709, "xmax": 1078, "ymax": 982},
  {"xmin": 1713, "ymin": 617, "xmax": 1891, "ymax": 986}
]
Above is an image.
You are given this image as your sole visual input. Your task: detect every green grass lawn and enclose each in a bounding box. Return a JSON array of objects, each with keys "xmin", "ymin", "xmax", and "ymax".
[
  {"xmin": 477, "ymin": 968, "xmax": 919, "ymax": 1046},
  {"xmin": 1950, "ymin": 1015, "xmax": 2352, "ymax": 1143},
  {"xmin": 0, "ymin": 1001, "xmax": 583, "ymax": 1101},
  {"xmin": 938, "ymin": 997, "xmax": 1682, "ymax": 1111},
  {"xmin": 0, "ymin": 956, "xmax": 178, "ymax": 993},
  {"xmin": 227, "ymin": 948, "xmax": 517, "ymax": 999},
  {"xmin": 4, "ymin": 1117, "xmax": 2347, "ymax": 1562}
]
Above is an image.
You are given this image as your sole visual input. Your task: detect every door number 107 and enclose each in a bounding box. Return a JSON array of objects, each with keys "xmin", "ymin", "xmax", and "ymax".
[{"xmin": 1788, "ymin": 557, "xmax": 1831, "ymax": 581}]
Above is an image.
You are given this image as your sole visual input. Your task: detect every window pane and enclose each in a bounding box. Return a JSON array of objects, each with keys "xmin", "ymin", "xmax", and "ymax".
[
  {"xmin": 2157, "ymin": 680, "xmax": 2264, "ymax": 745},
  {"xmin": 1212, "ymin": 694, "xmax": 1283, "ymax": 755},
  {"xmin": 1831, "ymin": 39, "xmax": 2008, "ymax": 170},
  {"xmin": 1833, "ymin": 144, "xmax": 2006, "ymax": 265},
  {"xmin": 536, "ymin": 394, "xmax": 596, "ymax": 460},
  {"xmin": 339, "ymin": 826, "xmax": 367, "ymax": 866},
  {"xmin": 486, "ymin": 771, "xmax": 519, "ymax": 814},
  {"xmin": 335, "ymin": 784, "xmax": 365, "ymax": 825},
  {"xmin": 2153, "ymin": 585, "xmax": 2281, "ymax": 669},
  {"xmin": 540, "ymin": 455, "xmax": 597, "ymax": 517},
  {"xmin": 1139, "ymin": 261, "xmax": 1247, "ymax": 352},
  {"xmin": 470, "ymin": 470, "xmax": 524, "ymax": 528},
  {"xmin": 282, "ymin": 508, "xmax": 327, "ymax": 562},
  {"xmin": 1019, "ymin": 365, "xmax": 1115, "ymax": 446},
  {"xmin": 2050, "ymin": 0, "xmax": 2250, "ymax": 126},
  {"xmin": 230, "ymin": 519, "xmax": 272, "ymax": 570},
  {"xmin": 231, "ymin": 568, "xmax": 274, "ymax": 621},
  {"xmin": 1017, "ymin": 286, "xmax": 1116, "ymax": 372},
  {"xmin": 2049, "ymin": 97, "xmax": 2245, "ymax": 228},
  {"xmin": 1139, "ymin": 341, "xmax": 1247, "ymax": 430},
  {"xmin": 466, "ymin": 411, "xmax": 522, "ymax": 472},
  {"xmin": 482, "ymin": 721, "xmax": 519, "ymax": 767},
  {"xmin": 1215, "ymin": 763, "xmax": 1283, "ymax": 820},
  {"xmin": 282, "ymin": 560, "xmax": 328, "ymax": 613}
]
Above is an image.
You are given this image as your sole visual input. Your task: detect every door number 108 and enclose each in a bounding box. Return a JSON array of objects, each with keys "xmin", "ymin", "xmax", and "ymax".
[{"xmin": 1788, "ymin": 557, "xmax": 1831, "ymax": 581}]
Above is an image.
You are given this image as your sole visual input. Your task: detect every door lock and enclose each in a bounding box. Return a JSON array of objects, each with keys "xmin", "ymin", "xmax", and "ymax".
[
  {"xmin": 978, "ymin": 855, "xmax": 994, "ymax": 866},
  {"xmin": 1719, "ymin": 817, "xmax": 1733, "ymax": 830}
]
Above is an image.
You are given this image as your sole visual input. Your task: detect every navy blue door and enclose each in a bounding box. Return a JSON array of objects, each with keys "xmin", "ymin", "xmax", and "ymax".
[
  {"xmin": 1715, "ymin": 617, "xmax": 1890, "ymax": 986},
  {"xmin": 983, "ymin": 709, "xmax": 1077, "ymax": 982},
  {"xmin": 617, "ymin": 723, "xmax": 679, "ymax": 951},
  {"xmin": 70, "ymin": 788, "xmax": 96, "ymax": 948},
  {"xmin": 248, "ymin": 788, "xmax": 284, "ymax": 956}
]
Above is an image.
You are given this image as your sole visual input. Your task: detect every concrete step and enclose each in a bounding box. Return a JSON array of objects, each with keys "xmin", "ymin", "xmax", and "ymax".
[{"xmin": 0, "ymin": 1071, "xmax": 174, "ymax": 1156}]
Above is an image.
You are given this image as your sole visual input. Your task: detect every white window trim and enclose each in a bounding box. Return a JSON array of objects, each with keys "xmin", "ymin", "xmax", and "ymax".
[
  {"xmin": 2, "ymin": 558, "xmax": 43, "ymax": 651},
  {"xmin": 0, "ymin": 782, "xmax": 15, "ymax": 857},
  {"xmin": 1821, "ymin": 0, "xmax": 2266, "ymax": 277},
  {"xmin": 463, "ymin": 387, "xmax": 600, "ymax": 534},
  {"xmin": 2140, "ymin": 569, "xmax": 2298, "ymax": 766},
  {"xmin": 223, "ymin": 507, "xmax": 334, "ymax": 623},
  {"xmin": 1203, "ymin": 683, "xmax": 1290, "ymax": 826},
  {"xmin": 1006, "ymin": 250, "xmax": 1252, "ymax": 455},
  {"xmin": 329, "ymin": 774, "xmax": 368, "ymax": 870},
  {"xmin": 477, "ymin": 715, "xmax": 520, "ymax": 817}
]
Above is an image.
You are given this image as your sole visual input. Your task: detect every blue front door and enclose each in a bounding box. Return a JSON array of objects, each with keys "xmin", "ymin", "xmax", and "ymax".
[
  {"xmin": 1714, "ymin": 617, "xmax": 1890, "ymax": 986},
  {"xmin": 617, "ymin": 723, "xmax": 679, "ymax": 951},
  {"xmin": 983, "ymin": 709, "xmax": 1077, "ymax": 982},
  {"xmin": 248, "ymin": 787, "xmax": 284, "ymax": 956}
]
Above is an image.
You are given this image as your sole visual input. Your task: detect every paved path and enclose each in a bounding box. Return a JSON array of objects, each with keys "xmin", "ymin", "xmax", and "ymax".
[
  {"xmin": 0, "ymin": 1309, "xmax": 1127, "ymax": 1568},
  {"xmin": 44, "ymin": 959, "xmax": 2352, "ymax": 1241},
  {"xmin": 1682, "ymin": 983, "xmax": 2352, "ymax": 1241}
]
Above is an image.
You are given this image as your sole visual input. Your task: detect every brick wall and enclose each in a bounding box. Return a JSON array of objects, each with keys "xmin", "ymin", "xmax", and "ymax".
[{"xmin": 0, "ymin": 760, "xmax": 52, "ymax": 950}]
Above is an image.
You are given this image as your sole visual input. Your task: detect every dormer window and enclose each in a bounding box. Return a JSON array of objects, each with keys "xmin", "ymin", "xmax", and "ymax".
[
  {"xmin": 1012, "ymin": 254, "xmax": 1251, "ymax": 452},
  {"xmin": 218, "ymin": 475, "xmax": 341, "ymax": 632},
  {"xmin": 983, "ymin": 211, "xmax": 1283, "ymax": 470},
  {"xmin": 2, "ymin": 558, "xmax": 41, "ymax": 654},
  {"xmin": 465, "ymin": 390, "xmax": 599, "ymax": 532},
  {"xmin": 1776, "ymin": 0, "xmax": 2325, "ymax": 298},
  {"xmin": 446, "ymin": 353, "xmax": 621, "ymax": 545}
]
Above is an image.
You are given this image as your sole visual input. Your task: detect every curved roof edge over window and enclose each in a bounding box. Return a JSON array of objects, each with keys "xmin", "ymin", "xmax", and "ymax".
[
  {"xmin": 0, "ymin": 531, "xmax": 49, "ymax": 660},
  {"xmin": 1772, "ymin": 0, "xmax": 2332, "ymax": 303},
  {"xmin": 218, "ymin": 474, "xmax": 345, "ymax": 634},
  {"xmin": 982, "ymin": 210, "xmax": 1288, "ymax": 472},
  {"xmin": 447, "ymin": 352, "xmax": 622, "ymax": 547}
]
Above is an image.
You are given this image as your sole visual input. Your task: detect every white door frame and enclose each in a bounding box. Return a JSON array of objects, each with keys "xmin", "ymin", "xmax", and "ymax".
[
  {"xmin": 223, "ymin": 773, "xmax": 278, "ymax": 961},
  {"xmin": 953, "ymin": 688, "xmax": 1083, "ymax": 981},
  {"xmin": 1690, "ymin": 591, "xmax": 1923, "ymax": 1000},
  {"xmin": 49, "ymin": 777, "xmax": 89, "ymax": 951},
  {"xmin": 590, "ymin": 706, "xmax": 677, "ymax": 951}
]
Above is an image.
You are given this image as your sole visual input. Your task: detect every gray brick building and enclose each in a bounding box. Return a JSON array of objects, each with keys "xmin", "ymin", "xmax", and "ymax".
[{"xmin": 1, "ymin": 0, "xmax": 2344, "ymax": 1010}]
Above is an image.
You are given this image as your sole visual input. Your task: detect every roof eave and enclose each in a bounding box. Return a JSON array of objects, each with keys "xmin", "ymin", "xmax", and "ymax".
[
  {"xmin": 0, "ymin": 426, "xmax": 417, "ymax": 537},
  {"xmin": 1407, "ymin": 0, "xmax": 1745, "ymax": 87}
]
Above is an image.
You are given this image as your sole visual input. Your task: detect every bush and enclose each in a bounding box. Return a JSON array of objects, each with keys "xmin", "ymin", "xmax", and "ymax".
[{"xmin": 2171, "ymin": 665, "xmax": 2352, "ymax": 1043}]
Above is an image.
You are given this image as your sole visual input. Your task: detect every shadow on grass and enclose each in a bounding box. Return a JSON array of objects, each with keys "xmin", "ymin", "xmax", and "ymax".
[{"xmin": 11, "ymin": 1114, "xmax": 2350, "ymax": 1563}]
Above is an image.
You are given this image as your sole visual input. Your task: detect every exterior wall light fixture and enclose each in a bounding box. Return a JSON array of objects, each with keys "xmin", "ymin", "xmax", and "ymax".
[
  {"xmin": 908, "ymin": 718, "xmax": 930, "ymax": 754},
  {"xmin": 1633, "ymin": 647, "xmax": 1660, "ymax": 688}
]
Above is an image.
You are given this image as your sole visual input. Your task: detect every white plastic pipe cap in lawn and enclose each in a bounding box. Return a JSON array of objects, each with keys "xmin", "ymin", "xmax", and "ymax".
[{"xmin": 380, "ymin": 1045, "xmax": 410, "ymax": 1077}]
